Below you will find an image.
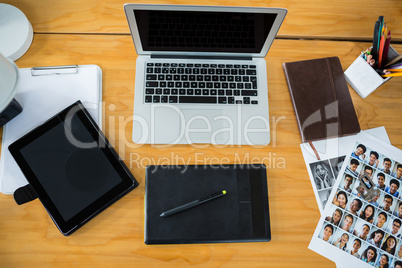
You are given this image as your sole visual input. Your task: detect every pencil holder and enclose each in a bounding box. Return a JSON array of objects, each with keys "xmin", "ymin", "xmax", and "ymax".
[{"xmin": 344, "ymin": 45, "xmax": 399, "ymax": 99}]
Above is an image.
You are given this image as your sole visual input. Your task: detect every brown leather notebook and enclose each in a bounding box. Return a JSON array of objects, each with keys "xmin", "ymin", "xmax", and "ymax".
[{"xmin": 283, "ymin": 57, "xmax": 360, "ymax": 142}]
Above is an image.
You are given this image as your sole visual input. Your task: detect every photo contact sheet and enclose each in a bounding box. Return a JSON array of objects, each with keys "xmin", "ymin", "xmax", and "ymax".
[{"xmin": 310, "ymin": 134, "xmax": 402, "ymax": 268}]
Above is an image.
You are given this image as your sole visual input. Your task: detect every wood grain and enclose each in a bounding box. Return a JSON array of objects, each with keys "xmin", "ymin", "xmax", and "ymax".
[
  {"xmin": 0, "ymin": 33, "xmax": 401, "ymax": 267},
  {"xmin": 2, "ymin": 0, "xmax": 402, "ymax": 40}
]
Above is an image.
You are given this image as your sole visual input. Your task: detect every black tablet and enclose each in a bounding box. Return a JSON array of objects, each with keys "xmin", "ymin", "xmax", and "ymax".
[{"xmin": 9, "ymin": 101, "xmax": 139, "ymax": 236}]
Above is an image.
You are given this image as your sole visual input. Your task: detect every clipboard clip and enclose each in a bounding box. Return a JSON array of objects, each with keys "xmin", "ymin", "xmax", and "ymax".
[{"xmin": 31, "ymin": 65, "xmax": 79, "ymax": 76}]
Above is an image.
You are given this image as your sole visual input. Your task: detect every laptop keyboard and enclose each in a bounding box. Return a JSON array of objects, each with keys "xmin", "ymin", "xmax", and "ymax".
[{"xmin": 144, "ymin": 63, "xmax": 259, "ymax": 104}]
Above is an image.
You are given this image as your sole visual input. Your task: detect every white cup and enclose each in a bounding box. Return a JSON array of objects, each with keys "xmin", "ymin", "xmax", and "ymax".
[
  {"xmin": 0, "ymin": 53, "xmax": 21, "ymax": 126},
  {"xmin": 0, "ymin": 53, "xmax": 19, "ymax": 112}
]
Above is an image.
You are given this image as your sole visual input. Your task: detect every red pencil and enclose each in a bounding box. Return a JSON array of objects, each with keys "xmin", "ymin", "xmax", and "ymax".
[
  {"xmin": 382, "ymin": 31, "xmax": 391, "ymax": 68},
  {"xmin": 378, "ymin": 31, "xmax": 385, "ymax": 68}
]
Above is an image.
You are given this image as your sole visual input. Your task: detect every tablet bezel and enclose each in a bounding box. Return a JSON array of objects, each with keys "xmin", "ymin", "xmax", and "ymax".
[{"xmin": 9, "ymin": 101, "xmax": 139, "ymax": 236}]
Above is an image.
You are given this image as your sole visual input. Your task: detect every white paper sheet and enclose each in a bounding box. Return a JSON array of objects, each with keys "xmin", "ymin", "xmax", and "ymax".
[
  {"xmin": 309, "ymin": 132, "xmax": 402, "ymax": 268},
  {"xmin": 0, "ymin": 65, "xmax": 102, "ymax": 194}
]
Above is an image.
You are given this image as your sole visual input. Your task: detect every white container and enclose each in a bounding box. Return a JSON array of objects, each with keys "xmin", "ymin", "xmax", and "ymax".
[
  {"xmin": 0, "ymin": 53, "xmax": 19, "ymax": 112},
  {"xmin": 0, "ymin": 4, "xmax": 33, "ymax": 61},
  {"xmin": 344, "ymin": 46, "xmax": 399, "ymax": 99}
]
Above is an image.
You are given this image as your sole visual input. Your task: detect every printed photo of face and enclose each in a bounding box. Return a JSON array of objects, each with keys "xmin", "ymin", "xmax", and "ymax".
[
  {"xmin": 355, "ymin": 147, "xmax": 365, "ymax": 157},
  {"xmin": 340, "ymin": 233, "xmax": 349, "ymax": 244},
  {"xmin": 316, "ymin": 164, "xmax": 327, "ymax": 178},
  {"xmin": 361, "ymin": 225, "xmax": 370, "ymax": 238},
  {"xmin": 342, "ymin": 215, "xmax": 354, "ymax": 231},
  {"xmin": 332, "ymin": 210, "xmax": 342, "ymax": 224},
  {"xmin": 386, "ymin": 237, "xmax": 396, "ymax": 250},
  {"xmin": 391, "ymin": 220, "xmax": 401, "ymax": 235},
  {"xmin": 382, "ymin": 196, "xmax": 393, "ymax": 211},
  {"xmin": 345, "ymin": 176, "xmax": 353, "ymax": 188},
  {"xmin": 377, "ymin": 174, "xmax": 386, "ymax": 188},
  {"xmin": 311, "ymin": 161, "xmax": 334, "ymax": 191},
  {"xmin": 333, "ymin": 191, "xmax": 348, "ymax": 209},
  {"xmin": 348, "ymin": 199, "xmax": 362, "ymax": 216},
  {"xmin": 366, "ymin": 248, "xmax": 376, "ymax": 262},
  {"xmin": 383, "ymin": 159, "xmax": 392, "ymax": 173},
  {"xmin": 397, "ymin": 165, "xmax": 402, "ymax": 179},
  {"xmin": 365, "ymin": 207, "xmax": 374, "ymax": 218},
  {"xmin": 350, "ymin": 163, "xmax": 358, "ymax": 173},
  {"xmin": 379, "ymin": 254, "xmax": 389, "ymax": 267},
  {"xmin": 389, "ymin": 182, "xmax": 399, "ymax": 195},
  {"xmin": 368, "ymin": 153, "xmax": 378, "ymax": 166},
  {"xmin": 333, "ymin": 232, "xmax": 350, "ymax": 250},
  {"xmin": 365, "ymin": 168, "xmax": 373, "ymax": 178},
  {"xmin": 352, "ymin": 239, "xmax": 361, "ymax": 252},
  {"xmin": 338, "ymin": 195, "xmax": 346, "ymax": 207},
  {"xmin": 373, "ymin": 233, "xmax": 383, "ymax": 244},
  {"xmin": 360, "ymin": 204, "xmax": 375, "ymax": 223},
  {"xmin": 322, "ymin": 225, "xmax": 333, "ymax": 242},
  {"xmin": 376, "ymin": 213, "xmax": 387, "ymax": 228}
]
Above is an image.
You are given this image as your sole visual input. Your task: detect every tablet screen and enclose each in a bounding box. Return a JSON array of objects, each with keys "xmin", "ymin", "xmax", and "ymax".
[
  {"xmin": 19, "ymin": 112, "xmax": 123, "ymax": 221},
  {"xmin": 9, "ymin": 101, "xmax": 138, "ymax": 235}
]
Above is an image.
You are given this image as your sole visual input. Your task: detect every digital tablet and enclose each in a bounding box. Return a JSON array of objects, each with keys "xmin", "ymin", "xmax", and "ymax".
[
  {"xmin": 9, "ymin": 101, "xmax": 139, "ymax": 236},
  {"xmin": 145, "ymin": 164, "xmax": 270, "ymax": 244}
]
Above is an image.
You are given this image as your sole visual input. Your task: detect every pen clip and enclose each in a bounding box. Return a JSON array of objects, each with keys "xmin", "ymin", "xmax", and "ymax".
[{"xmin": 31, "ymin": 65, "xmax": 79, "ymax": 76}]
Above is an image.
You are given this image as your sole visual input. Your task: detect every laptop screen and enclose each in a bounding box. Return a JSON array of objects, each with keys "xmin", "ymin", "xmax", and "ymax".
[{"xmin": 134, "ymin": 10, "xmax": 277, "ymax": 53}]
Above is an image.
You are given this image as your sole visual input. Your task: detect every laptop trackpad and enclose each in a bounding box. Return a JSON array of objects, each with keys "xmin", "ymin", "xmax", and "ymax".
[
  {"xmin": 182, "ymin": 109, "xmax": 225, "ymax": 144},
  {"xmin": 153, "ymin": 107, "xmax": 226, "ymax": 144}
]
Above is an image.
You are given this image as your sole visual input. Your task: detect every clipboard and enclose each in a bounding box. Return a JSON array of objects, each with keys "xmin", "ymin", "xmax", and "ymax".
[{"xmin": 0, "ymin": 65, "xmax": 102, "ymax": 194}]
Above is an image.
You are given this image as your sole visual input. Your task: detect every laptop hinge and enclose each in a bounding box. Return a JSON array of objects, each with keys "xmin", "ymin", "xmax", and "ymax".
[{"xmin": 151, "ymin": 55, "xmax": 252, "ymax": 61}]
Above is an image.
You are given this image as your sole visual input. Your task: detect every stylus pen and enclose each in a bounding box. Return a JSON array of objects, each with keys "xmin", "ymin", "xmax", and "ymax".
[{"xmin": 160, "ymin": 190, "xmax": 227, "ymax": 217}]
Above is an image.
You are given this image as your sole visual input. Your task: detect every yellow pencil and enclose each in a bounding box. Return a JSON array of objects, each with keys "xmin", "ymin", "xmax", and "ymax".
[{"xmin": 381, "ymin": 73, "xmax": 402, "ymax": 77}]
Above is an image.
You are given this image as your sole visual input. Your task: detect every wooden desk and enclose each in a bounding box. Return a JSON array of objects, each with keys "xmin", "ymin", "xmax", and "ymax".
[
  {"xmin": 0, "ymin": 2, "xmax": 401, "ymax": 267},
  {"xmin": 2, "ymin": 0, "xmax": 402, "ymax": 40}
]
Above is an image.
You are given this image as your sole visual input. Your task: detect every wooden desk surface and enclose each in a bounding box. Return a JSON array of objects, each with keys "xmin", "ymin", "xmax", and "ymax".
[
  {"xmin": 0, "ymin": 2, "xmax": 402, "ymax": 267},
  {"xmin": 2, "ymin": 0, "xmax": 402, "ymax": 41}
]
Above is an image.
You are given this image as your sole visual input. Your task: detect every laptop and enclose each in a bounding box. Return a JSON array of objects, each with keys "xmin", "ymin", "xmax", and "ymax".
[{"xmin": 124, "ymin": 4, "xmax": 287, "ymax": 145}]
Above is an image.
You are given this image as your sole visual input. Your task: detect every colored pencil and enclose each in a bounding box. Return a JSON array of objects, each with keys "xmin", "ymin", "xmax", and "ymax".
[{"xmin": 381, "ymin": 31, "xmax": 391, "ymax": 68}]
